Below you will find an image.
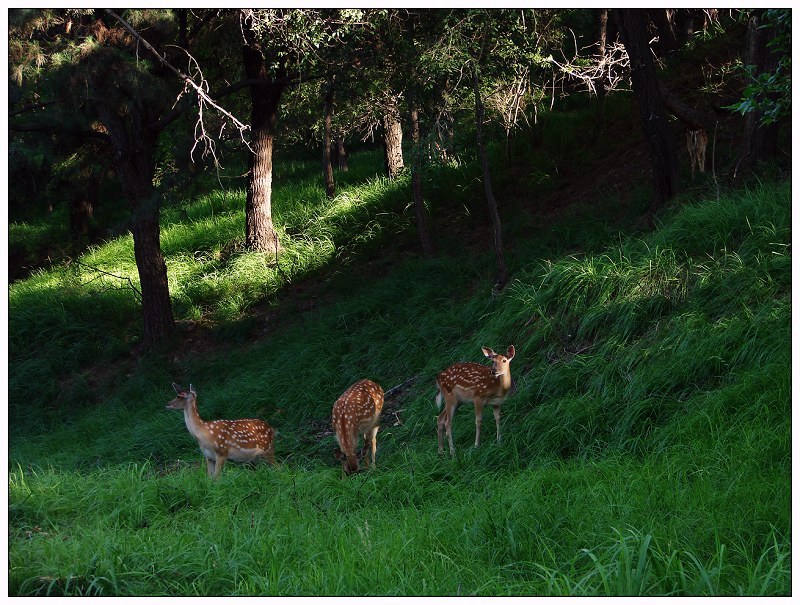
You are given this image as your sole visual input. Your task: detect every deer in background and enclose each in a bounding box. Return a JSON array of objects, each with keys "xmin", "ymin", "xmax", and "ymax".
[
  {"xmin": 332, "ymin": 379, "xmax": 384, "ymax": 475},
  {"xmin": 436, "ymin": 345, "xmax": 516, "ymax": 456},
  {"xmin": 686, "ymin": 128, "xmax": 708, "ymax": 178},
  {"xmin": 166, "ymin": 383, "xmax": 276, "ymax": 479}
]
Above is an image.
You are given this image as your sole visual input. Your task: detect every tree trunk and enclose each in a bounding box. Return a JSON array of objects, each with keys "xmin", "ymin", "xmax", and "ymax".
[
  {"xmin": 336, "ymin": 135, "xmax": 349, "ymax": 171},
  {"xmin": 92, "ymin": 82, "xmax": 174, "ymax": 349},
  {"xmin": 382, "ymin": 97, "xmax": 404, "ymax": 179},
  {"xmin": 114, "ymin": 138, "xmax": 174, "ymax": 348},
  {"xmin": 648, "ymin": 9, "xmax": 677, "ymax": 55},
  {"xmin": 616, "ymin": 8, "xmax": 679, "ymax": 212},
  {"xmin": 131, "ymin": 197, "xmax": 175, "ymax": 348},
  {"xmin": 739, "ymin": 10, "xmax": 780, "ymax": 171},
  {"xmin": 594, "ymin": 9, "xmax": 609, "ymax": 102},
  {"xmin": 658, "ymin": 81, "xmax": 717, "ymax": 131},
  {"xmin": 69, "ymin": 197, "xmax": 92, "ymax": 243},
  {"xmin": 473, "ymin": 66, "xmax": 508, "ymax": 289},
  {"xmin": 409, "ymin": 95, "xmax": 434, "ymax": 257},
  {"xmin": 243, "ymin": 41, "xmax": 284, "ymax": 254},
  {"xmin": 323, "ymin": 80, "xmax": 336, "ymax": 199}
]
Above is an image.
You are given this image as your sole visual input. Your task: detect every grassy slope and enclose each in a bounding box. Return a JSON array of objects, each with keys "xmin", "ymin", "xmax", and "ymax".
[{"xmin": 8, "ymin": 104, "xmax": 791, "ymax": 594}]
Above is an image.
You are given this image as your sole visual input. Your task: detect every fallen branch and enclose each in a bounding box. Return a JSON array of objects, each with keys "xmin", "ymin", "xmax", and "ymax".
[
  {"xmin": 385, "ymin": 375, "xmax": 419, "ymax": 399},
  {"xmin": 69, "ymin": 259, "xmax": 142, "ymax": 302}
]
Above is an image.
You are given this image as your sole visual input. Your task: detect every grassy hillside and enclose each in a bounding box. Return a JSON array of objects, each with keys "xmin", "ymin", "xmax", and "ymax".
[{"xmin": 8, "ymin": 100, "xmax": 791, "ymax": 594}]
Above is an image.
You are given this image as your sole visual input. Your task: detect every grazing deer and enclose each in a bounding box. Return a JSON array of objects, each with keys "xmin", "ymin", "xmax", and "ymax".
[
  {"xmin": 166, "ymin": 383, "xmax": 276, "ymax": 479},
  {"xmin": 686, "ymin": 128, "xmax": 708, "ymax": 178},
  {"xmin": 436, "ymin": 345, "xmax": 516, "ymax": 456},
  {"xmin": 332, "ymin": 379, "xmax": 384, "ymax": 475}
]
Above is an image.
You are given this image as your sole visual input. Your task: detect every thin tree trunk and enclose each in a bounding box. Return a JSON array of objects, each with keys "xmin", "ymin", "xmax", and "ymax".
[
  {"xmin": 336, "ymin": 135, "xmax": 349, "ymax": 171},
  {"xmin": 739, "ymin": 10, "xmax": 780, "ymax": 172},
  {"xmin": 242, "ymin": 41, "xmax": 284, "ymax": 254},
  {"xmin": 594, "ymin": 8, "xmax": 609, "ymax": 103},
  {"xmin": 409, "ymin": 94, "xmax": 434, "ymax": 257},
  {"xmin": 382, "ymin": 97, "xmax": 404, "ymax": 179},
  {"xmin": 323, "ymin": 79, "xmax": 336, "ymax": 198},
  {"xmin": 616, "ymin": 8, "xmax": 678, "ymax": 212},
  {"xmin": 473, "ymin": 66, "xmax": 508, "ymax": 288}
]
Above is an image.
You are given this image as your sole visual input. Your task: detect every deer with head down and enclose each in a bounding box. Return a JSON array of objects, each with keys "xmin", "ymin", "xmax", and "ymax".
[
  {"xmin": 436, "ymin": 345, "xmax": 516, "ymax": 456},
  {"xmin": 166, "ymin": 383, "xmax": 276, "ymax": 479},
  {"xmin": 332, "ymin": 379, "xmax": 384, "ymax": 475}
]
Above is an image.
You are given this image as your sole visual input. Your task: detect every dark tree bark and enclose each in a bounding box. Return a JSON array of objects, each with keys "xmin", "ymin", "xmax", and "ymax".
[
  {"xmin": 739, "ymin": 10, "xmax": 780, "ymax": 171},
  {"xmin": 323, "ymin": 79, "xmax": 336, "ymax": 198},
  {"xmin": 594, "ymin": 9, "xmax": 609, "ymax": 102},
  {"xmin": 336, "ymin": 135, "xmax": 349, "ymax": 171},
  {"xmin": 616, "ymin": 8, "xmax": 679, "ymax": 211},
  {"xmin": 382, "ymin": 97, "xmax": 404, "ymax": 179},
  {"xmin": 242, "ymin": 37, "xmax": 285, "ymax": 254},
  {"xmin": 648, "ymin": 9, "xmax": 678, "ymax": 55},
  {"xmin": 94, "ymin": 100, "xmax": 174, "ymax": 348},
  {"xmin": 408, "ymin": 94, "xmax": 434, "ymax": 257},
  {"xmin": 658, "ymin": 81, "xmax": 717, "ymax": 131},
  {"xmin": 473, "ymin": 66, "xmax": 508, "ymax": 289}
]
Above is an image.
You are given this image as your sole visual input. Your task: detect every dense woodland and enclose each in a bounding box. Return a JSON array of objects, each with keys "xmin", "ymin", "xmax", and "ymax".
[{"xmin": 8, "ymin": 8, "xmax": 792, "ymax": 596}]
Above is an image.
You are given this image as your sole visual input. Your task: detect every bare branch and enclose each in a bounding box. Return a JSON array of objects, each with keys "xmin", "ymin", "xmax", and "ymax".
[
  {"xmin": 104, "ymin": 9, "xmax": 251, "ymax": 164},
  {"xmin": 9, "ymin": 100, "xmax": 60, "ymax": 118},
  {"xmin": 69, "ymin": 259, "xmax": 142, "ymax": 302}
]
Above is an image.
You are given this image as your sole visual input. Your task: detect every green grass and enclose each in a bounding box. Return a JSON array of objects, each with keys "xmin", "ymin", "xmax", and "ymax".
[{"xmin": 7, "ymin": 121, "xmax": 791, "ymax": 597}]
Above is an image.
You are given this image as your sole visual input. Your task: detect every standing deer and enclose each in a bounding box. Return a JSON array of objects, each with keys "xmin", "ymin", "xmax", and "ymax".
[
  {"xmin": 686, "ymin": 128, "xmax": 708, "ymax": 178},
  {"xmin": 166, "ymin": 383, "xmax": 276, "ymax": 479},
  {"xmin": 436, "ymin": 345, "xmax": 516, "ymax": 456},
  {"xmin": 332, "ymin": 379, "xmax": 384, "ymax": 475}
]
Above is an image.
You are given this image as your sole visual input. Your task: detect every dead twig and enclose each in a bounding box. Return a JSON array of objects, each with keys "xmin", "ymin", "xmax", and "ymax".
[{"xmin": 68, "ymin": 259, "xmax": 142, "ymax": 302}]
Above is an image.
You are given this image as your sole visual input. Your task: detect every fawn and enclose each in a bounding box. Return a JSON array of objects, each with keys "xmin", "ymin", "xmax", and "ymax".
[
  {"xmin": 166, "ymin": 383, "xmax": 276, "ymax": 479},
  {"xmin": 436, "ymin": 345, "xmax": 516, "ymax": 456},
  {"xmin": 332, "ymin": 379, "xmax": 384, "ymax": 474}
]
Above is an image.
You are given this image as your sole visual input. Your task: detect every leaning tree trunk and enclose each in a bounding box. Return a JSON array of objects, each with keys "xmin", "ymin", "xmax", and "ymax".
[
  {"xmin": 473, "ymin": 65, "xmax": 508, "ymax": 289},
  {"xmin": 382, "ymin": 97, "xmax": 404, "ymax": 179},
  {"xmin": 616, "ymin": 8, "xmax": 679, "ymax": 212},
  {"xmin": 409, "ymin": 93, "xmax": 434, "ymax": 257},
  {"xmin": 323, "ymin": 79, "xmax": 336, "ymax": 199},
  {"xmin": 243, "ymin": 42, "xmax": 285, "ymax": 254}
]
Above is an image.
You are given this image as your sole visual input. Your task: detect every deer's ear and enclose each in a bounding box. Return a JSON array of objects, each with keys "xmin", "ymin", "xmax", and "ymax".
[
  {"xmin": 506, "ymin": 345, "xmax": 516, "ymax": 360},
  {"xmin": 172, "ymin": 382, "xmax": 182, "ymax": 394},
  {"xmin": 482, "ymin": 347, "xmax": 497, "ymax": 359},
  {"xmin": 333, "ymin": 449, "xmax": 346, "ymax": 461}
]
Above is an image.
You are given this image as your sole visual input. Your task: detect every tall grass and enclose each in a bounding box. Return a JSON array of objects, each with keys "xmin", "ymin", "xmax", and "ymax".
[{"xmin": 7, "ymin": 134, "xmax": 791, "ymax": 597}]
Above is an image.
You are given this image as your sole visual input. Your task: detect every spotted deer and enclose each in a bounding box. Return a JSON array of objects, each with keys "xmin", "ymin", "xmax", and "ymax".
[
  {"xmin": 686, "ymin": 128, "xmax": 708, "ymax": 178},
  {"xmin": 332, "ymin": 379, "xmax": 384, "ymax": 475},
  {"xmin": 436, "ymin": 345, "xmax": 516, "ymax": 456},
  {"xmin": 166, "ymin": 383, "xmax": 276, "ymax": 479}
]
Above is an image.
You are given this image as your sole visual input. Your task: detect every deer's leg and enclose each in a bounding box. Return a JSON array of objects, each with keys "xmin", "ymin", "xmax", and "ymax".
[
  {"xmin": 205, "ymin": 458, "xmax": 215, "ymax": 477},
  {"xmin": 474, "ymin": 399, "xmax": 487, "ymax": 448},
  {"xmin": 444, "ymin": 395, "xmax": 457, "ymax": 456},
  {"xmin": 493, "ymin": 405, "xmax": 502, "ymax": 443},
  {"xmin": 367, "ymin": 425, "xmax": 379, "ymax": 469},
  {"xmin": 437, "ymin": 405, "xmax": 449, "ymax": 455},
  {"xmin": 213, "ymin": 454, "xmax": 227, "ymax": 480}
]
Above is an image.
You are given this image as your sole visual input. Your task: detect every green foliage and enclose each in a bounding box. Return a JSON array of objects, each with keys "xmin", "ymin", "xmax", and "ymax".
[{"xmin": 726, "ymin": 9, "xmax": 791, "ymax": 125}]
